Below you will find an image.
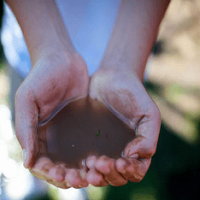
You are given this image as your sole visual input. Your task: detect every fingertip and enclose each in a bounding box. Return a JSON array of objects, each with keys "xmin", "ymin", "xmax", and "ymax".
[
  {"xmin": 49, "ymin": 166, "xmax": 65, "ymax": 182},
  {"xmin": 116, "ymin": 158, "xmax": 130, "ymax": 173},
  {"xmin": 86, "ymin": 168, "xmax": 108, "ymax": 187},
  {"xmin": 86, "ymin": 155, "xmax": 98, "ymax": 169},
  {"xmin": 95, "ymin": 156, "xmax": 114, "ymax": 175},
  {"xmin": 23, "ymin": 149, "xmax": 28, "ymax": 168},
  {"xmin": 24, "ymin": 149, "xmax": 39, "ymax": 169},
  {"xmin": 65, "ymin": 169, "xmax": 82, "ymax": 188},
  {"xmin": 23, "ymin": 149, "xmax": 33, "ymax": 169},
  {"xmin": 128, "ymin": 153, "xmax": 139, "ymax": 159},
  {"xmin": 86, "ymin": 169, "xmax": 100, "ymax": 186}
]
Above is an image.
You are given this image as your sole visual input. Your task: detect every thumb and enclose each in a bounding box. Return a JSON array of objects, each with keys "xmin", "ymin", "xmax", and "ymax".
[
  {"xmin": 15, "ymin": 88, "xmax": 39, "ymax": 168},
  {"xmin": 123, "ymin": 108, "xmax": 161, "ymax": 160}
]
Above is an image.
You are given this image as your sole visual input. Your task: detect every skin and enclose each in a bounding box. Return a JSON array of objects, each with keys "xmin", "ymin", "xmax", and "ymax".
[
  {"xmin": 87, "ymin": 0, "xmax": 170, "ymax": 186},
  {"xmin": 88, "ymin": 69, "xmax": 160, "ymax": 186},
  {"xmin": 16, "ymin": 51, "xmax": 90, "ymax": 188},
  {"xmin": 6, "ymin": 0, "xmax": 170, "ymax": 188},
  {"xmin": 7, "ymin": 0, "xmax": 89, "ymax": 188}
]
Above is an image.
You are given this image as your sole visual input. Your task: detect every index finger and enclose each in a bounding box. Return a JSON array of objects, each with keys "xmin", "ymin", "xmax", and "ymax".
[
  {"xmin": 123, "ymin": 104, "xmax": 161, "ymax": 159},
  {"xmin": 15, "ymin": 85, "xmax": 39, "ymax": 168},
  {"xmin": 116, "ymin": 157, "xmax": 151, "ymax": 182}
]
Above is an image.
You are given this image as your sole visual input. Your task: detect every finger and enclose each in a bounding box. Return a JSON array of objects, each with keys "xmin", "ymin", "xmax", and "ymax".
[
  {"xmin": 30, "ymin": 157, "xmax": 66, "ymax": 183},
  {"xmin": 46, "ymin": 179, "xmax": 70, "ymax": 189},
  {"xmin": 48, "ymin": 165, "xmax": 66, "ymax": 182},
  {"xmin": 15, "ymin": 86, "xmax": 39, "ymax": 168},
  {"xmin": 79, "ymin": 169, "xmax": 89, "ymax": 188},
  {"xmin": 65, "ymin": 168, "xmax": 88, "ymax": 188},
  {"xmin": 116, "ymin": 157, "xmax": 151, "ymax": 182},
  {"xmin": 47, "ymin": 163, "xmax": 71, "ymax": 189},
  {"xmin": 89, "ymin": 71, "xmax": 104, "ymax": 101},
  {"xmin": 86, "ymin": 168, "xmax": 109, "ymax": 187},
  {"xmin": 85, "ymin": 155, "xmax": 98, "ymax": 169},
  {"xmin": 95, "ymin": 156, "xmax": 127, "ymax": 186},
  {"xmin": 31, "ymin": 157, "xmax": 69, "ymax": 189},
  {"xmin": 38, "ymin": 125, "xmax": 48, "ymax": 156},
  {"xmin": 123, "ymin": 105, "xmax": 161, "ymax": 159},
  {"xmin": 30, "ymin": 157, "xmax": 54, "ymax": 180}
]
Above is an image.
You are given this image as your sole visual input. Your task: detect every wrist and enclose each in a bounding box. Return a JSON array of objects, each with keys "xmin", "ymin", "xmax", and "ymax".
[
  {"xmin": 96, "ymin": 66, "xmax": 143, "ymax": 85},
  {"xmin": 7, "ymin": 0, "xmax": 75, "ymax": 65},
  {"xmin": 99, "ymin": 56, "xmax": 145, "ymax": 83},
  {"xmin": 31, "ymin": 37, "xmax": 76, "ymax": 66}
]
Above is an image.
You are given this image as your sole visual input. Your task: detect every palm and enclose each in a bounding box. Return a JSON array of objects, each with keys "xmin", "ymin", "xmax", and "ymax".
[
  {"xmin": 87, "ymin": 69, "xmax": 161, "ymax": 185},
  {"xmin": 27, "ymin": 53, "xmax": 89, "ymax": 121},
  {"xmin": 15, "ymin": 52, "xmax": 89, "ymax": 188}
]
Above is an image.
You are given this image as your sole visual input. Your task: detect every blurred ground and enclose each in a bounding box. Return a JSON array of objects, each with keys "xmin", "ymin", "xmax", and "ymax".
[{"xmin": 0, "ymin": 0, "xmax": 200, "ymax": 199}]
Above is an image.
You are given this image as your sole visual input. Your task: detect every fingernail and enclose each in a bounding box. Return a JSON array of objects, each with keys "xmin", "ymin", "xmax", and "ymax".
[
  {"xmin": 121, "ymin": 151, "xmax": 124, "ymax": 157},
  {"xmin": 80, "ymin": 171, "xmax": 86, "ymax": 179},
  {"xmin": 82, "ymin": 159, "xmax": 86, "ymax": 167},
  {"xmin": 23, "ymin": 149, "xmax": 27, "ymax": 167},
  {"xmin": 129, "ymin": 154, "xmax": 139, "ymax": 159}
]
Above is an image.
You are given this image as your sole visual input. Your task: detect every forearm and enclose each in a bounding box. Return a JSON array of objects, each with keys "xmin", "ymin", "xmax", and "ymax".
[
  {"xmin": 6, "ymin": 0, "xmax": 75, "ymax": 65},
  {"xmin": 101, "ymin": 0, "xmax": 170, "ymax": 81}
]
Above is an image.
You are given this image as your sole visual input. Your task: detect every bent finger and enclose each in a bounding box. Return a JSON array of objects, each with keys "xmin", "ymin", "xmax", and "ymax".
[
  {"xmin": 30, "ymin": 157, "xmax": 66, "ymax": 183},
  {"xmin": 95, "ymin": 155, "xmax": 127, "ymax": 186},
  {"xmin": 15, "ymin": 86, "xmax": 39, "ymax": 168},
  {"xmin": 116, "ymin": 157, "xmax": 151, "ymax": 182},
  {"xmin": 86, "ymin": 168, "xmax": 109, "ymax": 187},
  {"xmin": 123, "ymin": 105, "xmax": 161, "ymax": 159},
  {"xmin": 65, "ymin": 168, "xmax": 88, "ymax": 188},
  {"xmin": 85, "ymin": 155, "xmax": 98, "ymax": 169}
]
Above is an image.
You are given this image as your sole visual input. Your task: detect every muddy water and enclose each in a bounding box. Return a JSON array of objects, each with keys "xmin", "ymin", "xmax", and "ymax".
[{"xmin": 37, "ymin": 95, "xmax": 135, "ymax": 168}]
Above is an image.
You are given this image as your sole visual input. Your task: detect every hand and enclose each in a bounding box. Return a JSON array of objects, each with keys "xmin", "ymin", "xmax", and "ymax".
[
  {"xmin": 15, "ymin": 51, "xmax": 89, "ymax": 188},
  {"xmin": 86, "ymin": 68, "xmax": 161, "ymax": 186}
]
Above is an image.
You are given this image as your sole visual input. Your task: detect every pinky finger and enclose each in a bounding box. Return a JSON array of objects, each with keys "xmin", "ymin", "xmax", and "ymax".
[{"xmin": 116, "ymin": 157, "xmax": 150, "ymax": 182}]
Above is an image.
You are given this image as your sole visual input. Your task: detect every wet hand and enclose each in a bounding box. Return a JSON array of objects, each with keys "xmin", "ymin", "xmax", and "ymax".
[
  {"xmin": 87, "ymin": 69, "xmax": 161, "ymax": 186},
  {"xmin": 15, "ymin": 51, "xmax": 89, "ymax": 188}
]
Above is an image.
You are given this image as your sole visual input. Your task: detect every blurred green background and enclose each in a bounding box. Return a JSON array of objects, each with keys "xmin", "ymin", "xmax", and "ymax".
[{"xmin": 0, "ymin": 0, "xmax": 200, "ymax": 199}]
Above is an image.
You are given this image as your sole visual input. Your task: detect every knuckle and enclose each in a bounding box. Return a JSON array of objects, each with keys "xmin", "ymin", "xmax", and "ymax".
[
  {"xmin": 96, "ymin": 156, "xmax": 113, "ymax": 174},
  {"xmin": 141, "ymin": 145, "xmax": 157, "ymax": 159},
  {"xmin": 87, "ymin": 175, "xmax": 101, "ymax": 186},
  {"xmin": 55, "ymin": 168, "xmax": 65, "ymax": 177},
  {"xmin": 15, "ymin": 84, "xmax": 32, "ymax": 104},
  {"xmin": 147, "ymin": 147, "xmax": 156, "ymax": 158},
  {"xmin": 67, "ymin": 176, "xmax": 81, "ymax": 187},
  {"xmin": 130, "ymin": 171, "xmax": 146, "ymax": 183},
  {"xmin": 153, "ymin": 104, "xmax": 161, "ymax": 122},
  {"xmin": 100, "ymin": 155, "xmax": 109, "ymax": 161},
  {"xmin": 86, "ymin": 156, "xmax": 97, "ymax": 168},
  {"xmin": 90, "ymin": 178, "xmax": 102, "ymax": 186},
  {"xmin": 15, "ymin": 87, "xmax": 23, "ymax": 102},
  {"xmin": 68, "ymin": 169, "xmax": 78, "ymax": 177},
  {"xmin": 116, "ymin": 158, "xmax": 128, "ymax": 173},
  {"xmin": 88, "ymin": 155, "xmax": 98, "ymax": 161},
  {"xmin": 104, "ymin": 159, "xmax": 114, "ymax": 169},
  {"xmin": 134, "ymin": 176, "xmax": 143, "ymax": 182},
  {"xmin": 87, "ymin": 170, "xmax": 103, "ymax": 186}
]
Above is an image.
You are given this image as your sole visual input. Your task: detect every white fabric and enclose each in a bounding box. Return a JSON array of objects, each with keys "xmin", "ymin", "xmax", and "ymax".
[{"xmin": 1, "ymin": 0, "xmax": 120, "ymax": 78}]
